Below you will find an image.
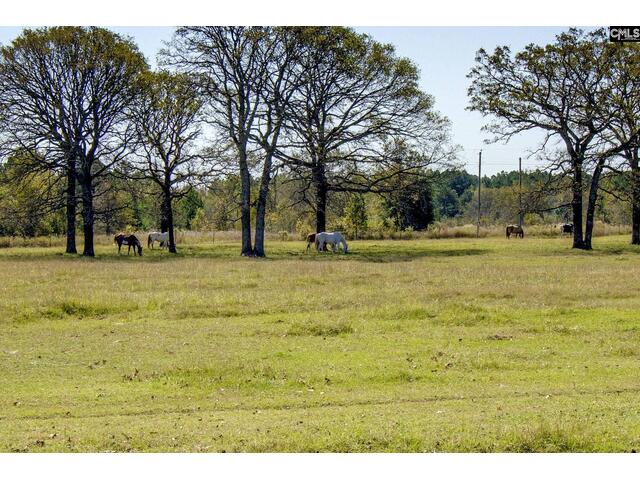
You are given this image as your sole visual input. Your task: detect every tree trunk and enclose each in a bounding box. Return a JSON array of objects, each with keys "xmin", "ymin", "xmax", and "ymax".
[
  {"xmin": 80, "ymin": 179, "xmax": 94, "ymax": 257},
  {"xmin": 167, "ymin": 206, "xmax": 177, "ymax": 255},
  {"xmin": 160, "ymin": 194, "xmax": 169, "ymax": 233},
  {"xmin": 162, "ymin": 190, "xmax": 177, "ymax": 254},
  {"xmin": 584, "ymin": 158, "xmax": 605, "ymax": 250},
  {"xmin": 254, "ymin": 153, "xmax": 273, "ymax": 258},
  {"xmin": 312, "ymin": 163, "xmax": 328, "ymax": 233},
  {"xmin": 631, "ymin": 151, "xmax": 640, "ymax": 245},
  {"xmin": 238, "ymin": 151, "xmax": 254, "ymax": 256},
  {"xmin": 571, "ymin": 159, "xmax": 586, "ymax": 249},
  {"xmin": 65, "ymin": 158, "xmax": 77, "ymax": 254}
]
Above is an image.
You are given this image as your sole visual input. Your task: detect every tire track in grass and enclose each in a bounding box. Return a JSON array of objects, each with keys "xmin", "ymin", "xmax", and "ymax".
[{"xmin": 4, "ymin": 384, "xmax": 640, "ymax": 422}]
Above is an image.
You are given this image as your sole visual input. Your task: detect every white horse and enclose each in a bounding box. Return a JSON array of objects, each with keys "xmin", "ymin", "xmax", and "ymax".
[
  {"xmin": 315, "ymin": 231, "xmax": 348, "ymax": 253},
  {"xmin": 147, "ymin": 231, "xmax": 169, "ymax": 249}
]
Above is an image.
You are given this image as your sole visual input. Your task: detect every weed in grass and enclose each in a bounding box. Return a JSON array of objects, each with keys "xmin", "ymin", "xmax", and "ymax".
[
  {"xmin": 45, "ymin": 300, "xmax": 134, "ymax": 318},
  {"xmin": 486, "ymin": 334, "xmax": 513, "ymax": 341},
  {"xmin": 506, "ymin": 421, "xmax": 588, "ymax": 452},
  {"xmin": 286, "ymin": 321, "xmax": 354, "ymax": 337}
]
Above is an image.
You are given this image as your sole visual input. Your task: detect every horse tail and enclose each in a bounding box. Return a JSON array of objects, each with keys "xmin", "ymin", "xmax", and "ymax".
[
  {"xmin": 505, "ymin": 227, "xmax": 509, "ymax": 238},
  {"xmin": 147, "ymin": 234, "xmax": 152, "ymax": 248},
  {"xmin": 342, "ymin": 235, "xmax": 348, "ymax": 253}
]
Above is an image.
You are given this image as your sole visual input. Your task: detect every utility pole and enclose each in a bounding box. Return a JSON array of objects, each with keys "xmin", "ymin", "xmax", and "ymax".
[
  {"xmin": 477, "ymin": 150, "xmax": 482, "ymax": 238},
  {"xmin": 518, "ymin": 156, "xmax": 523, "ymax": 227}
]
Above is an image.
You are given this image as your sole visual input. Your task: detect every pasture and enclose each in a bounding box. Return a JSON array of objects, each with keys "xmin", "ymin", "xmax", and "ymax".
[{"xmin": 1, "ymin": 235, "xmax": 640, "ymax": 452}]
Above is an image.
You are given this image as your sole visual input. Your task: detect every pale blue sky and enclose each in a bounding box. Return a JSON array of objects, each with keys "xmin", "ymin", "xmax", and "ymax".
[{"xmin": 0, "ymin": 26, "xmax": 581, "ymax": 175}]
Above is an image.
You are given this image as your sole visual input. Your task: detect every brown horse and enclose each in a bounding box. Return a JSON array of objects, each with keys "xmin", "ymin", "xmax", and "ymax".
[
  {"xmin": 305, "ymin": 233, "xmax": 328, "ymax": 253},
  {"xmin": 506, "ymin": 225, "xmax": 524, "ymax": 239},
  {"xmin": 114, "ymin": 233, "xmax": 143, "ymax": 256}
]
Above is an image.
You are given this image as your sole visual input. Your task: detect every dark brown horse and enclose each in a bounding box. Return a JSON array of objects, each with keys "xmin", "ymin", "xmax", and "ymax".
[
  {"xmin": 560, "ymin": 223, "xmax": 573, "ymax": 235},
  {"xmin": 506, "ymin": 225, "xmax": 524, "ymax": 239},
  {"xmin": 114, "ymin": 233, "xmax": 143, "ymax": 256}
]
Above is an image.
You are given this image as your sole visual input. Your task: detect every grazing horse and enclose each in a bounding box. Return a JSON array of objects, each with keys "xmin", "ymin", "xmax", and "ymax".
[
  {"xmin": 305, "ymin": 233, "xmax": 328, "ymax": 253},
  {"xmin": 506, "ymin": 224, "xmax": 524, "ymax": 239},
  {"xmin": 315, "ymin": 231, "xmax": 349, "ymax": 253},
  {"xmin": 560, "ymin": 223, "xmax": 574, "ymax": 235},
  {"xmin": 148, "ymin": 231, "xmax": 169, "ymax": 249},
  {"xmin": 114, "ymin": 233, "xmax": 143, "ymax": 256}
]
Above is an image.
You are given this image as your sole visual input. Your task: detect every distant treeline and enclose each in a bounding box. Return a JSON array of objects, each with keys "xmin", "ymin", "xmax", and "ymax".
[{"xmin": 1, "ymin": 155, "xmax": 632, "ymax": 241}]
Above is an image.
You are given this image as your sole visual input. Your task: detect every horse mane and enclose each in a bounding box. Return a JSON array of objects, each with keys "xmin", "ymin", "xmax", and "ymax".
[{"xmin": 130, "ymin": 234, "xmax": 142, "ymax": 255}]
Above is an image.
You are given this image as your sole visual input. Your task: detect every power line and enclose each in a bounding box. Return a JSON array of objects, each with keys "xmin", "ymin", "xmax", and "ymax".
[
  {"xmin": 519, "ymin": 156, "xmax": 523, "ymax": 227},
  {"xmin": 477, "ymin": 149, "xmax": 482, "ymax": 238}
]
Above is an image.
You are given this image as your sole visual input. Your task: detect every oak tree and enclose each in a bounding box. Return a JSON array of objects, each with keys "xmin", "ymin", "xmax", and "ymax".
[
  {"xmin": 128, "ymin": 71, "xmax": 208, "ymax": 253},
  {"xmin": 0, "ymin": 27, "xmax": 147, "ymax": 256},
  {"xmin": 468, "ymin": 28, "xmax": 619, "ymax": 250}
]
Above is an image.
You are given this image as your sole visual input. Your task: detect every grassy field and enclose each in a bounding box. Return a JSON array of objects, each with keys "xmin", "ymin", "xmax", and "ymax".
[{"xmin": 1, "ymin": 235, "xmax": 640, "ymax": 452}]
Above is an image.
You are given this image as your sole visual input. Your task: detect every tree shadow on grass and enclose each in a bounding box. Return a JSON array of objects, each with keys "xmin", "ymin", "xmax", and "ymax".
[
  {"xmin": 0, "ymin": 242, "xmax": 489, "ymax": 264},
  {"xmin": 0, "ymin": 243, "xmax": 238, "ymax": 263},
  {"xmin": 136, "ymin": 243, "xmax": 489, "ymax": 263},
  {"xmin": 282, "ymin": 246, "xmax": 489, "ymax": 263},
  {"xmin": 531, "ymin": 242, "xmax": 640, "ymax": 258}
]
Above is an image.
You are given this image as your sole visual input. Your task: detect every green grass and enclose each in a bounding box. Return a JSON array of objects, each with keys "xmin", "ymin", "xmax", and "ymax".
[{"xmin": 2, "ymin": 235, "xmax": 640, "ymax": 452}]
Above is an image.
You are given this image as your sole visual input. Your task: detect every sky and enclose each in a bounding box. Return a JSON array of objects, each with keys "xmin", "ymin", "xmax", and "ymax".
[{"xmin": 0, "ymin": 26, "xmax": 577, "ymax": 175}]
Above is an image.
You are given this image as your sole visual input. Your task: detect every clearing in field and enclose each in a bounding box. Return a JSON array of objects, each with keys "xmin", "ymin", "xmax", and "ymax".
[{"xmin": 1, "ymin": 235, "xmax": 640, "ymax": 452}]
